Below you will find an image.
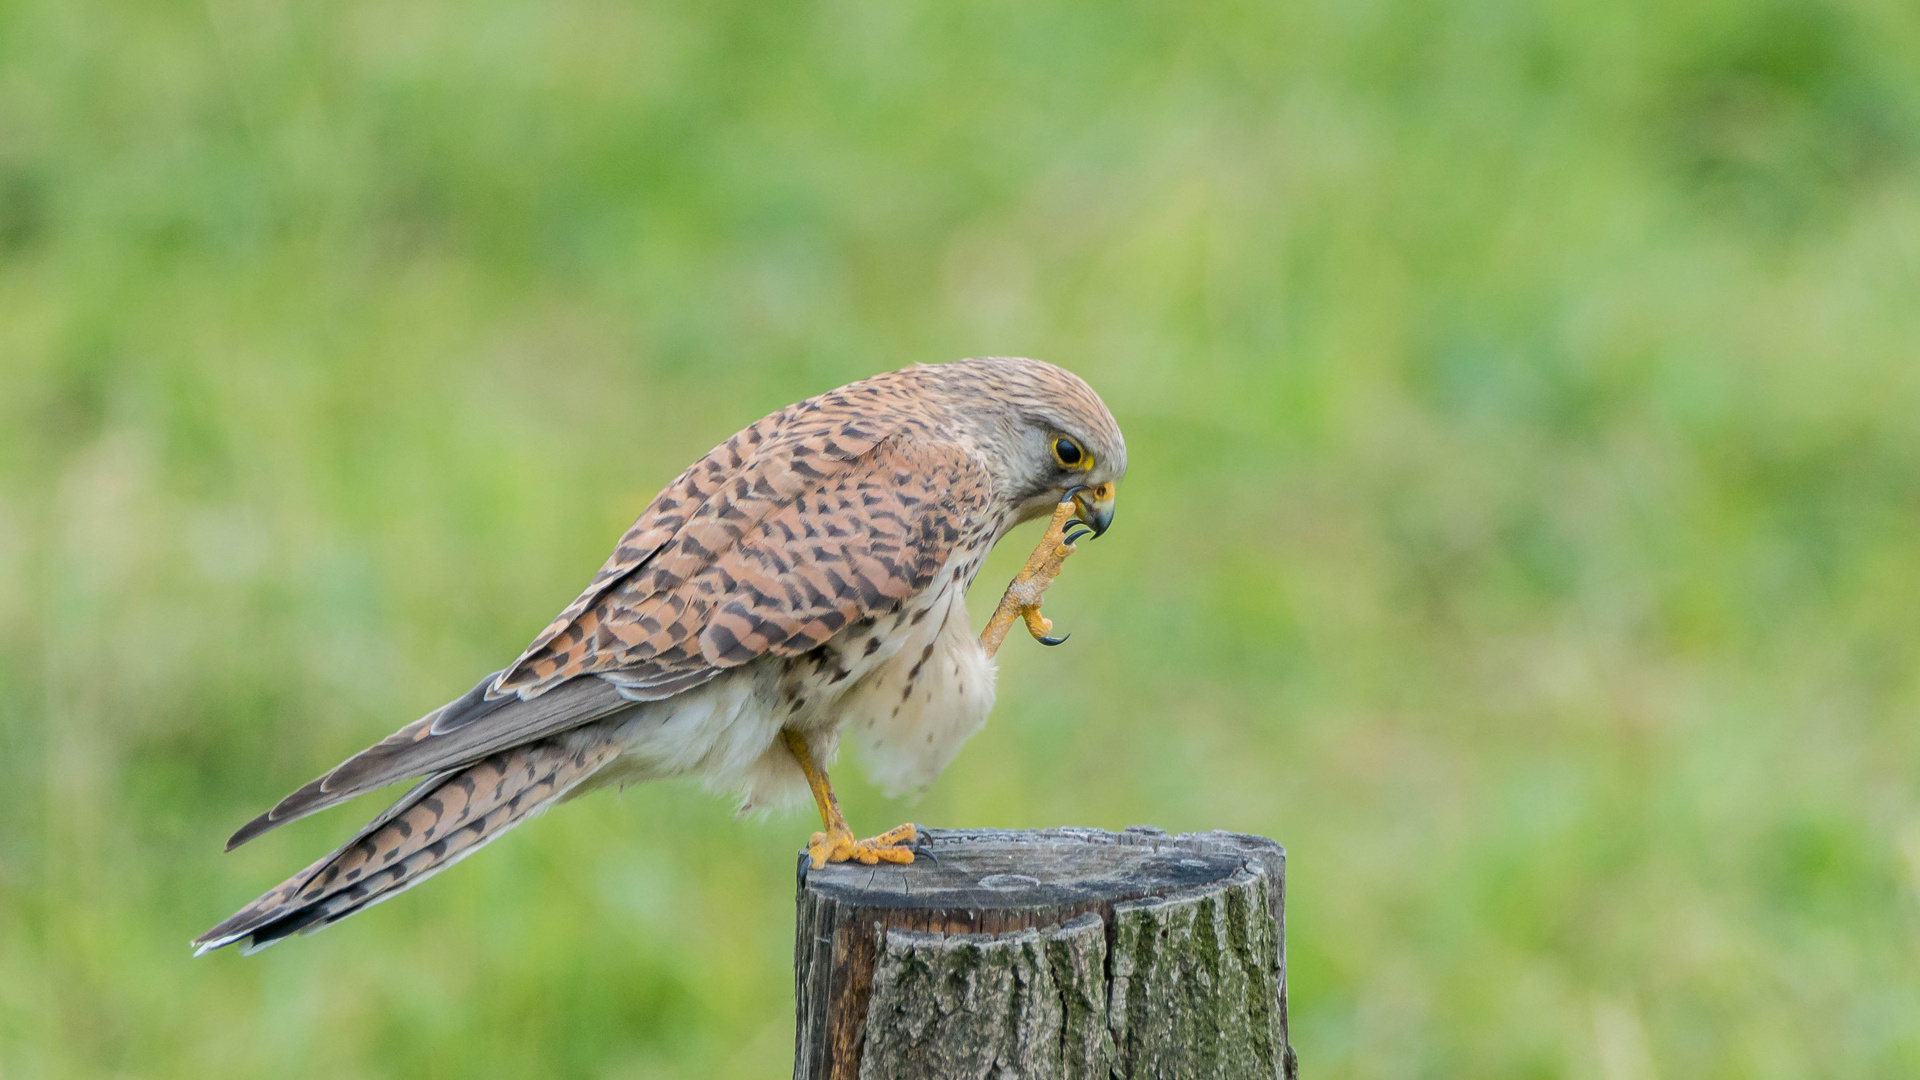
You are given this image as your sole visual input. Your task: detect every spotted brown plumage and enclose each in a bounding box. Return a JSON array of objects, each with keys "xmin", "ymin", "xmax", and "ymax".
[
  {"xmin": 497, "ymin": 435, "xmax": 993, "ymax": 696},
  {"xmin": 195, "ymin": 357, "xmax": 1125, "ymax": 955}
]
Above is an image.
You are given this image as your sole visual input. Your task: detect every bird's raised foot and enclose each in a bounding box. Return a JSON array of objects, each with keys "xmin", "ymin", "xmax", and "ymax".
[
  {"xmin": 1013, "ymin": 500, "xmax": 1098, "ymax": 645},
  {"xmin": 981, "ymin": 499, "xmax": 1089, "ymax": 657},
  {"xmin": 807, "ymin": 821, "xmax": 920, "ymax": 868}
]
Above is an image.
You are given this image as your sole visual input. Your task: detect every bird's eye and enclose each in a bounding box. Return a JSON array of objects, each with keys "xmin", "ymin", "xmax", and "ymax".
[{"xmin": 1051, "ymin": 437, "xmax": 1089, "ymax": 469}]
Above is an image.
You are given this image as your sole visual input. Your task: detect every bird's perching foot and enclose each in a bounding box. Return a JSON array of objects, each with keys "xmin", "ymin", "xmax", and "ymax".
[
  {"xmin": 979, "ymin": 484, "xmax": 1113, "ymax": 658},
  {"xmin": 782, "ymin": 729, "xmax": 920, "ymax": 868},
  {"xmin": 806, "ymin": 821, "xmax": 920, "ymax": 868}
]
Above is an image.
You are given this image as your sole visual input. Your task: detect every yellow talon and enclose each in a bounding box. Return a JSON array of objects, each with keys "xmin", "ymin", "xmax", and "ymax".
[{"xmin": 806, "ymin": 822, "xmax": 919, "ymax": 868}]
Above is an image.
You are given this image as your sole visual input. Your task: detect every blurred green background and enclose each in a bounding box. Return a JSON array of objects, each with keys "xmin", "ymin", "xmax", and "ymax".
[{"xmin": 4, "ymin": 0, "xmax": 1920, "ymax": 1076}]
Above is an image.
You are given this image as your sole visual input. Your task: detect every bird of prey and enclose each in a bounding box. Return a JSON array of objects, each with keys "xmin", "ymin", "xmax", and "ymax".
[{"xmin": 194, "ymin": 356, "xmax": 1124, "ymax": 955}]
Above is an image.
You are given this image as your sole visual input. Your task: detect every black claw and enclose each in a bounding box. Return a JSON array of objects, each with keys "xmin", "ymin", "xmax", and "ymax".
[
  {"xmin": 1063, "ymin": 526, "xmax": 1093, "ymax": 545},
  {"xmin": 909, "ymin": 827, "xmax": 938, "ymax": 862},
  {"xmin": 1037, "ymin": 632, "xmax": 1071, "ymax": 646}
]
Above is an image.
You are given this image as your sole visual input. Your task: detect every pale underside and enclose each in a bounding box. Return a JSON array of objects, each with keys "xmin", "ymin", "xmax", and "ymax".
[{"xmin": 589, "ymin": 557, "xmax": 997, "ymax": 811}]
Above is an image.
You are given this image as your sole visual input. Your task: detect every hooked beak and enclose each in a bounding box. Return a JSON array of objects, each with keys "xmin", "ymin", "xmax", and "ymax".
[{"xmin": 1068, "ymin": 482, "xmax": 1117, "ymax": 539}]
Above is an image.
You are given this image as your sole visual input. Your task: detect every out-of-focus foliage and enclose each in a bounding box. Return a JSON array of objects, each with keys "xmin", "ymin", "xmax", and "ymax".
[{"xmin": 3, "ymin": 0, "xmax": 1919, "ymax": 1076}]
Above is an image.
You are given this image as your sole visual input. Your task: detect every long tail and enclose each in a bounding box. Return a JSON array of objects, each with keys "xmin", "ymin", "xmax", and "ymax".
[{"xmin": 194, "ymin": 726, "xmax": 622, "ymax": 955}]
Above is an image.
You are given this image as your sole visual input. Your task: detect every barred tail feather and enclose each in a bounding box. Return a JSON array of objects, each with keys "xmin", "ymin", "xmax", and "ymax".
[{"xmin": 194, "ymin": 727, "xmax": 622, "ymax": 955}]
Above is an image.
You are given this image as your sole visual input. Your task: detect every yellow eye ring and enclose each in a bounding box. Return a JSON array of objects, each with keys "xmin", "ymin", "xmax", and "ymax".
[{"xmin": 1051, "ymin": 436, "xmax": 1091, "ymax": 470}]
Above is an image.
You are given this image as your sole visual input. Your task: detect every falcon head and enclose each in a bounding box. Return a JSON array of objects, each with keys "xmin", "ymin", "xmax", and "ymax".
[{"xmin": 930, "ymin": 356, "xmax": 1126, "ymax": 538}]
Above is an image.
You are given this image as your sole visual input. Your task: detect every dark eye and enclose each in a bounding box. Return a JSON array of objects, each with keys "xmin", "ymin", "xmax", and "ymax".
[{"xmin": 1051, "ymin": 437, "xmax": 1088, "ymax": 469}]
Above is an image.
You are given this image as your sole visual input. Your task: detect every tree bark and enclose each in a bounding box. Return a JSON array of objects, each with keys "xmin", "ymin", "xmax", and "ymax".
[{"xmin": 793, "ymin": 826, "xmax": 1295, "ymax": 1080}]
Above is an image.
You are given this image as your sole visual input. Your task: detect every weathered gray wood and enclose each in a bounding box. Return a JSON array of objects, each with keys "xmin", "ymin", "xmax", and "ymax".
[
  {"xmin": 794, "ymin": 826, "xmax": 1295, "ymax": 1080},
  {"xmin": 856, "ymin": 916, "xmax": 1110, "ymax": 1079},
  {"xmin": 1108, "ymin": 869, "xmax": 1283, "ymax": 1074}
]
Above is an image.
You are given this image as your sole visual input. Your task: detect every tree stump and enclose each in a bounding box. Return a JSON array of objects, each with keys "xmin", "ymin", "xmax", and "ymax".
[{"xmin": 793, "ymin": 826, "xmax": 1295, "ymax": 1080}]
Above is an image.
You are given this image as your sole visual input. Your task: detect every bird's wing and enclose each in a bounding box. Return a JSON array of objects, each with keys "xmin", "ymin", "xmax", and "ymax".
[
  {"xmin": 492, "ymin": 426, "xmax": 994, "ymax": 696},
  {"xmin": 490, "ymin": 392, "xmax": 892, "ymax": 696},
  {"xmin": 227, "ymin": 429, "xmax": 991, "ymax": 848},
  {"xmin": 224, "ymin": 672, "xmax": 632, "ymax": 848}
]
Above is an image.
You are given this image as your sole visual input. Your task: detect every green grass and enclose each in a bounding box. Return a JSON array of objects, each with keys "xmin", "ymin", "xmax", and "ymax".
[{"xmin": 4, "ymin": 0, "xmax": 1920, "ymax": 1076}]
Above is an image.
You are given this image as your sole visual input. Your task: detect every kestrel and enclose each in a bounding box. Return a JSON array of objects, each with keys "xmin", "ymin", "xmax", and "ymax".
[{"xmin": 195, "ymin": 356, "xmax": 1125, "ymax": 955}]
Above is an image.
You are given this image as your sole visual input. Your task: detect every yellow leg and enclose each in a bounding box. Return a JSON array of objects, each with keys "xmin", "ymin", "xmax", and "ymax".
[
  {"xmin": 780, "ymin": 730, "xmax": 917, "ymax": 868},
  {"xmin": 979, "ymin": 499, "xmax": 1084, "ymax": 658}
]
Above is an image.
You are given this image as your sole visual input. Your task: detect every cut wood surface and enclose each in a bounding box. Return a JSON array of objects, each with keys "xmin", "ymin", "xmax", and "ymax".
[{"xmin": 793, "ymin": 826, "xmax": 1295, "ymax": 1080}]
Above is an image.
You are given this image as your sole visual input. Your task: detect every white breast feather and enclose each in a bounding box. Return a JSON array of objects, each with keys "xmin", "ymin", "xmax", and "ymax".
[{"xmin": 844, "ymin": 579, "xmax": 997, "ymax": 797}]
